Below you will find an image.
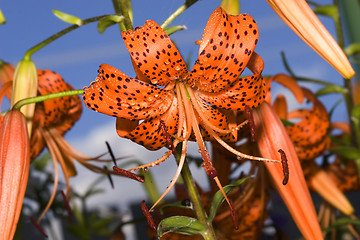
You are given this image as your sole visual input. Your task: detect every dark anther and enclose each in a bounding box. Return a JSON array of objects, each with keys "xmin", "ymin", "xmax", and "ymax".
[
  {"xmin": 105, "ymin": 141, "xmax": 117, "ymax": 166},
  {"xmin": 30, "ymin": 217, "xmax": 48, "ymax": 238},
  {"xmin": 229, "ymin": 198, "xmax": 239, "ymax": 230},
  {"xmin": 278, "ymin": 149, "xmax": 289, "ymax": 185},
  {"xmin": 60, "ymin": 190, "xmax": 73, "ymax": 222},
  {"xmin": 113, "ymin": 166, "xmax": 145, "ymax": 183},
  {"xmin": 158, "ymin": 120, "xmax": 175, "ymax": 153},
  {"xmin": 141, "ymin": 200, "xmax": 156, "ymax": 230},
  {"xmin": 104, "ymin": 166, "xmax": 114, "ymax": 189},
  {"xmin": 245, "ymin": 105, "xmax": 257, "ymax": 142}
]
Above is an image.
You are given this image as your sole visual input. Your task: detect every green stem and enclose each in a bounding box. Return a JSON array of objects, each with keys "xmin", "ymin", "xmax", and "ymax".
[
  {"xmin": 175, "ymin": 147, "xmax": 217, "ymax": 240},
  {"xmin": 12, "ymin": 89, "xmax": 83, "ymax": 111},
  {"xmin": 23, "ymin": 15, "xmax": 112, "ymax": 61},
  {"xmin": 161, "ymin": 0, "xmax": 199, "ymax": 29},
  {"xmin": 295, "ymin": 76, "xmax": 336, "ymax": 86},
  {"xmin": 334, "ymin": 0, "xmax": 358, "ymax": 147},
  {"xmin": 112, "ymin": 0, "xmax": 133, "ymax": 31}
]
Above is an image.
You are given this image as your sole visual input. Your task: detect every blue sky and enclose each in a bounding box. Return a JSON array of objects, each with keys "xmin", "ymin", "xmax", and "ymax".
[{"xmin": 1, "ymin": 0, "xmax": 342, "ymax": 238}]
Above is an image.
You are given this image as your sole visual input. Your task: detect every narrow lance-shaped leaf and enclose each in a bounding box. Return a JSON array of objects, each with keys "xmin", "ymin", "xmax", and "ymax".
[
  {"xmin": 157, "ymin": 216, "xmax": 207, "ymax": 238},
  {"xmin": 208, "ymin": 176, "xmax": 251, "ymax": 222},
  {"xmin": 97, "ymin": 15, "xmax": 124, "ymax": 34},
  {"xmin": 52, "ymin": 9, "xmax": 83, "ymax": 26}
]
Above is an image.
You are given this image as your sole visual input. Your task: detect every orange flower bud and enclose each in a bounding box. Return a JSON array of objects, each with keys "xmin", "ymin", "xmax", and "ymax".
[
  {"xmin": 267, "ymin": 0, "xmax": 355, "ymax": 79},
  {"xmin": 253, "ymin": 102, "xmax": 322, "ymax": 240},
  {"xmin": 0, "ymin": 110, "xmax": 30, "ymax": 239}
]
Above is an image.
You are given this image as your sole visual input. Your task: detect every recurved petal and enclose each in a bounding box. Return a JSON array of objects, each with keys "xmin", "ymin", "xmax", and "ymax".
[
  {"xmin": 0, "ymin": 110, "xmax": 30, "ymax": 240},
  {"xmin": 36, "ymin": 70, "xmax": 76, "ymax": 127},
  {"xmin": 267, "ymin": 0, "xmax": 355, "ymax": 79},
  {"xmin": 253, "ymin": 102, "xmax": 322, "ymax": 240},
  {"xmin": 116, "ymin": 95, "xmax": 179, "ymax": 150},
  {"xmin": 189, "ymin": 7, "xmax": 259, "ymax": 92},
  {"xmin": 121, "ymin": 20, "xmax": 188, "ymax": 86},
  {"xmin": 0, "ymin": 61, "xmax": 14, "ymax": 99},
  {"xmin": 83, "ymin": 64, "xmax": 174, "ymax": 120},
  {"xmin": 302, "ymin": 161, "xmax": 354, "ymax": 215},
  {"xmin": 197, "ymin": 52, "xmax": 267, "ymax": 111},
  {"xmin": 286, "ymin": 88, "xmax": 330, "ymax": 160}
]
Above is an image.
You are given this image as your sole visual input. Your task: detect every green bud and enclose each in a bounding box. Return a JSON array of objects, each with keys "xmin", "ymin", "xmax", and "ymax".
[
  {"xmin": 220, "ymin": 0, "xmax": 240, "ymax": 15},
  {"xmin": 11, "ymin": 59, "xmax": 38, "ymax": 134}
]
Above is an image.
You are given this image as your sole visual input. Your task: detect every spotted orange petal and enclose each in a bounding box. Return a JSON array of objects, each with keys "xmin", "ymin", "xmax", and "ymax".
[
  {"xmin": 189, "ymin": 7, "xmax": 259, "ymax": 93},
  {"xmin": 197, "ymin": 52, "xmax": 266, "ymax": 111},
  {"xmin": 122, "ymin": 20, "xmax": 188, "ymax": 86},
  {"xmin": 116, "ymin": 96, "xmax": 179, "ymax": 150},
  {"xmin": 36, "ymin": 70, "xmax": 73, "ymax": 127},
  {"xmin": 194, "ymin": 98, "xmax": 236, "ymax": 142},
  {"xmin": 83, "ymin": 64, "xmax": 174, "ymax": 119},
  {"xmin": 286, "ymin": 88, "xmax": 330, "ymax": 160},
  {"xmin": 25, "ymin": 70, "xmax": 82, "ymax": 160}
]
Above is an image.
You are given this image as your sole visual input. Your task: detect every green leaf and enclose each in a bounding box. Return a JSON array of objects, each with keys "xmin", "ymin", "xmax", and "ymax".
[
  {"xmin": 345, "ymin": 42, "xmax": 360, "ymax": 56},
  {"xmin": 208, "ymin": 176, "xmax": 252, "ymax": 222},
  {"xmin": 0, "ymin": 9, "xmax": 5, "ymax": 24},
  {"xmin": 315, "ymin": 84, "xmax": 347, "ymax": 96},
  {"xmin": 72, "ymin": 204, "xmax": 85, "ymax": 226},
  {"xmin": 351, "ymin": 104, "xmax": 360, "ymax": 120},
  {"xmin": 32, "ymin": 152, "xmax": 52, "ymax": 171},
  {"xmin": 164, "ymin": 25, "xmax": 187, "ymax": 36},
  {"xmin": 323, "ymin": 217, "xmax": 360, "ymax": 232},
  {"xmin": 313, "ymin": 5, "xmax": 338, "ymax": 19},
  {"xmin": 329, "ymin": 146, "xmax": 360, "ymax": 160},
  {"xmin": 97, "ymin": 15, "xmax": 124, "ymax": 34},
  {"xmin": 159, "ymin": 201, "xmax": 193, "ymax": 215},
  {"xmin": 84, "ymin": 188, "xmax": 105, "ymax": 199},
  {"xmin": 157, "ymin": 216, "xmax": 206, "ymax": 238},
  {"xmin": 68, "ymin": 223, "xmax": 90, "ymax": 240},
  {"xmin": 280, "ymin": 119, "xmax": 294, "ymax": 127},
  {"xmin": 52, "ymin": 9, "xmax": 82, "ymax": 26},
  {"xmin": 280, "ymin": 51, "xmax": 296, "ymax": 77}
]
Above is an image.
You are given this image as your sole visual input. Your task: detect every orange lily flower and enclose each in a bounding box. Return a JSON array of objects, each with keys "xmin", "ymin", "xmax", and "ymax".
[
  {"xmin": 29, "ymin": 69, "xmax": 124, "ymax": 224},
  {"xmin": 266, "ymin": 0, "xmax": 355, "ymax": 79},
  {"xmin": 84, "ymin": 7, "xmax": 276, "ymax": 210},
  {"xmin": 267, "ymin": 75, "xmax": 354, "ymax": 216},
  {"xmin": 0, "ymin": 110, "xmax": 30, "ymax": 240},
  {"xmin": 253, "ymin": 102, "xmax": 323, "ymax": 239},
  {"xmin": 0, "ymin": 67, "xmax": 122, "ymax": 228}
]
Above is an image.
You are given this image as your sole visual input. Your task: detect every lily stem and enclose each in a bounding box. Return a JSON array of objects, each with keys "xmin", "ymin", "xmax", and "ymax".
[
  {"xmin": 334, "ymin": 0, "xmax": 359, "ymax": 148},
  {"xmin": 112, "ymin": 0, "xmax": 133, "ymax": 31},
  {"xmin": 161, "ymin": 0, "xmax": 199, "ymax": 29},
  {"xmin": 175, "ymin": 147, "xmax": 217, "ymax": 240},
  {"xmin": 12, "ymin": 89, "xmax": 84, "ymax": 111},
  {"xmin": 23, "ymin": 15, "xmax": 114, "ymax": 60}
]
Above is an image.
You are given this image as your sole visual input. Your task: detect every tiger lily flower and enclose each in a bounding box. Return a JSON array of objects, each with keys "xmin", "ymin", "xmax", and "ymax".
[
  {"xmin": 0, "ymin": 110, "xmax": 30, "ymax": 240},
  {"xmin": 266, "ymin": 0, "xmax": 355, "ymax": 79},
  {"xmin": 84, "ymin": 7, "xmax": 277, "ymax": 210},
  {"xmin": 253, "ymin": 102, "xmax": 323, "ymax": 239},
  {"xmin": 1, "ymin": 67, "xmax": 122, "ymax": 228},
  {"xmin": 29, "ymin": 69, "xmax": 125, "ymax": 224}
]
